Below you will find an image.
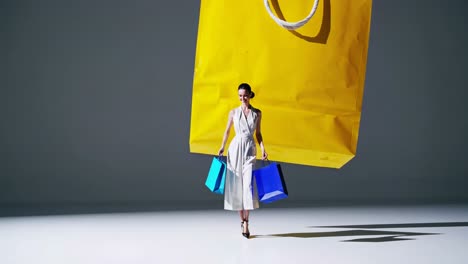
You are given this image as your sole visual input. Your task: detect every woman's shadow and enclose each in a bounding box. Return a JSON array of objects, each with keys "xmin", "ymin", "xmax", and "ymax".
[
  {"xmin": 270, "ymin": 0, "xmax": 331, "ymax": 44},
  {"xmin": 250, "ymin": 222, "xmax": 468, "ymax": 242}
]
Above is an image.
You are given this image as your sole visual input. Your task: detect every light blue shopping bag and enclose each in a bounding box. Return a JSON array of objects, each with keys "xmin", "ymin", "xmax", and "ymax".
[{"xmin": 205, "ymin": 156, "xmax": 226, "ymax": 194}]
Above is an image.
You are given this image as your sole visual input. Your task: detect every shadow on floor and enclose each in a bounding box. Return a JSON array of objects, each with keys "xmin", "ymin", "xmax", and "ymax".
[
  {"xmin": 251, "ymin": 229, "xmax": 439, "ymax": 242},
  {"xmin": 313, "ymin": 222, "xmax": 468, "ymax": 229},
  {"xmin": 253, "ymin": 221, "xmax": 468, "ymax": 242}
]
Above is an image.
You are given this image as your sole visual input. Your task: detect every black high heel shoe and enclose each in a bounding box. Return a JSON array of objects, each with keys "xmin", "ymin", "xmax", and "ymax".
[{"xmin": 241, "ymin": 220, "xmax": 250, "ymax": 239}]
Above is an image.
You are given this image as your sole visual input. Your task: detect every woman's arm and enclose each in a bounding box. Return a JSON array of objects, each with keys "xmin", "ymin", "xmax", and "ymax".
[
  {"xmin": 218, "ymin": 110, "xmax": 234, "ymax": 156},
  {"xmin": 255, "ymin": 111, "xmax": 268, "ymax": 160}
]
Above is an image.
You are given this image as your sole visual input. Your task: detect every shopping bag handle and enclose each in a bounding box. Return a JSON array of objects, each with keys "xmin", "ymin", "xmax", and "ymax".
[
  {"xmin": 263, "ymin": 0, "xmax": 320, "ymax": 30},
  {"xmin": 259, "ymin": 158, "xmax": 271, "ymax": 167},
  {"xmin": 217, "ymin": 154, "xmax": 226, "ymax": 162}
]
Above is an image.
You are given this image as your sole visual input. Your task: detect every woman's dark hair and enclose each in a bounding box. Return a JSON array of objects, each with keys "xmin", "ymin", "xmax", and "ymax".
[{"xmin": 238, "ymin": 83, "xmax": 255, "ymax": 98}]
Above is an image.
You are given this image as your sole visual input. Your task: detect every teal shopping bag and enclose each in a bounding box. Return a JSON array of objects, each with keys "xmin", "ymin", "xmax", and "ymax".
[{"xmin": 205, "ymin": 157, "xmax": 226, "ymax": 194}]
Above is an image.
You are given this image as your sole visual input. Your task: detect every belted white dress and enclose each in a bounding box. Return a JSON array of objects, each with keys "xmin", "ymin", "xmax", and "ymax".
[{"xmin": 224, "ymin": 106, "xmax": 260, "ymax": 211}]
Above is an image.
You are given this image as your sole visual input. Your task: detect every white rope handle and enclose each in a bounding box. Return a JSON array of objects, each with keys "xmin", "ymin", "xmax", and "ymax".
[{"xmin": 264, "ymin": 0, "xmax": 320, "ymax": 30}]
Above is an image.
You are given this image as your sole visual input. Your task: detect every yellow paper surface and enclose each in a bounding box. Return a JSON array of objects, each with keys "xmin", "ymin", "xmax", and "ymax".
[{"xmin": 190, "ymin": 0, "xmax": 372, "ymax": 168}]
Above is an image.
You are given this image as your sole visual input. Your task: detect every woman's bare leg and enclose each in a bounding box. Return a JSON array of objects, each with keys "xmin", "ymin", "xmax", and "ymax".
[
  {"xmin": 238, "ymin": 210, "xmax": 251, "ymax": 236},
  {"xmin": 243, "ymin": 210, "xmax": 250, "ymax": 221},
  {"xmin": 239, "ymin": 211, "xmax": 245, "ymax": 221},
  {"xmin": 243, "ymin": 210, "xmax": 250, "ymax": 234}
]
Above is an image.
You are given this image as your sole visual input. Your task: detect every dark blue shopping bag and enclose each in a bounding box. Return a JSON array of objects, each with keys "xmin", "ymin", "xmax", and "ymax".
[
  {"xmin": 253, "ymin": 161, "xmax": 288, "ymax": 203},
  {"xmin": 205, "ymin": 156, "xmax": 226, "ymax": 194}
]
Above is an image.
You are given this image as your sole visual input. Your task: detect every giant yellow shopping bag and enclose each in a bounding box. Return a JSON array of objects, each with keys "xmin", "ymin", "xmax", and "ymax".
[{"xmin": 190, "ymin": 0, "xmax": 372, "ymax": 169}]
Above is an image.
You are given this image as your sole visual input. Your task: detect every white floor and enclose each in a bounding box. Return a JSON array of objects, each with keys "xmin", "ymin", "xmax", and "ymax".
[{"xmin": 1, "ymin": 205, "xmax": 468, "ymax": 264}]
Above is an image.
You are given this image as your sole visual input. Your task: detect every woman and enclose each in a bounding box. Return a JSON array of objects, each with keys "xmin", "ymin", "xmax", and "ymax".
[{"xmin": 218, "ymin": 83, "xmax": 268, "ymax": 239}]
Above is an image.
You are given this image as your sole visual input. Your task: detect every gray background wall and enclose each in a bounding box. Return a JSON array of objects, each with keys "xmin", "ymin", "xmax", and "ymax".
[{"xmin": 1, "ymin": 0, "xmax": 468, "ymax": 214}]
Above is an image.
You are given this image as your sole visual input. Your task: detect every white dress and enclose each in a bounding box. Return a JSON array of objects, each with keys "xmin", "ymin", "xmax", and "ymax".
[{"xmin": 224, "ymin": 106, "xmax": 260, "ymax": 211}]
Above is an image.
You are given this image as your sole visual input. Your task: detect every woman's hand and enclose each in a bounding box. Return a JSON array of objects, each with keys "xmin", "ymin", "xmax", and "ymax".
[
  {"xmin": 262, "ymin": 150, "xmax": 268, "ymax": 160},
  {"xmin": 218, "ymin": 147, "xmax": 224, "ymax": 156}
]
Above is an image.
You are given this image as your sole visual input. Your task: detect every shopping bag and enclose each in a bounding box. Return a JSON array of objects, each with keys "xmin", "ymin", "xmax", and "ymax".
[
  {"xmin": 205, "ymin": 156, "xmax": 226, "ymax": 194},
  {"xmin": 253, "ymin": 161, "xmax": 288, "ymax": 203},
  {"xmin": 189, "ymin": 0, "xmax": 373, "ymax": 168}
]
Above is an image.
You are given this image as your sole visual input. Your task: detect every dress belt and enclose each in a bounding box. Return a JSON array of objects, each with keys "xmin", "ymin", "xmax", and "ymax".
[{"xmin": 237, "ymin": 134, "xmax": 254, "ymax": 140}]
